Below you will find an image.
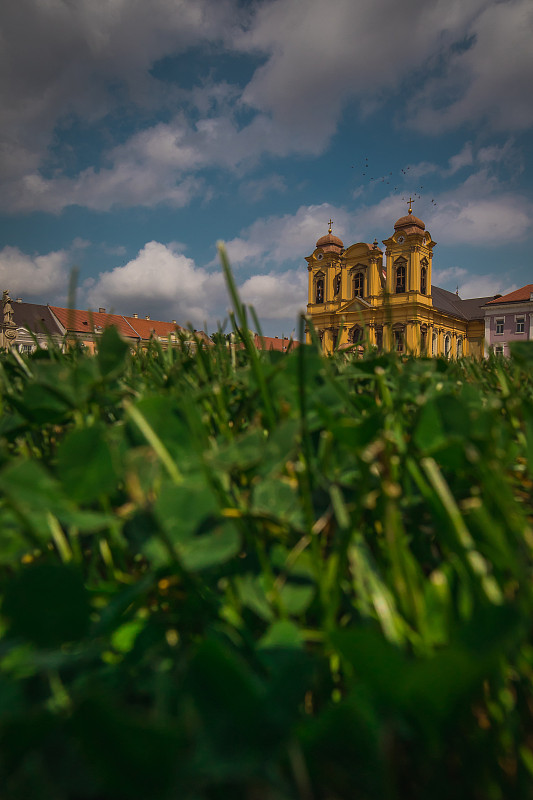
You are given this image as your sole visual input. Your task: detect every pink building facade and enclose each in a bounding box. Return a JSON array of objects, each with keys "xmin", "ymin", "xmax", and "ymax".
[{"xmin": 482, "ymin": 284, "xmax": 533, "ymax": 356}]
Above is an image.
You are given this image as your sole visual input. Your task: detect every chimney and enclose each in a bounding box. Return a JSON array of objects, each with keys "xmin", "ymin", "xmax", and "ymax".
[
  {"xmin": 16, "ymin": 298, "xmax": 22, "ymax": 303},
  {"xmin": 145, "ymin": 315, "xmax": 150, "ymax": 320},
  {"xmin": 172, "ymin": 319, "xmax": 177, "ymax": 325},
  {"xmin": 99, "ymin": 307, "xmax": 106, "ymax": 313},
  {"xmin": 132, "ymin": 313, "xmax": 138, "ymax": 318}
]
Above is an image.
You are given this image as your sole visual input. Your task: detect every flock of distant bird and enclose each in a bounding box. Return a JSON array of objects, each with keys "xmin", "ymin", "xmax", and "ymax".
[{"xmin": 351, "ymin": 157, "xmax": 438, "ymax": 207}]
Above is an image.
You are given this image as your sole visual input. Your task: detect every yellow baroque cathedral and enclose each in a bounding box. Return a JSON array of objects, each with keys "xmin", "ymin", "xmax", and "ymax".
[{"xmin": 305, "ymin": 205, "xmax": 491, "ymax": 357}]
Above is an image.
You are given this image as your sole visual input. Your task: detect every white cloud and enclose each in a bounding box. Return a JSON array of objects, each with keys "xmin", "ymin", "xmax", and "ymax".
[
  {"xmin": 0, "ymin": 245, "xmax": 70, "ymax": 300},
  {"xmin": 424, "ymin": 163, "xmax": 533, "ymax": 244},
  {"xmin": 0, "ymin": 0, "xmax": 239, "ymax": 192},
  {"xmin": 3, "ymin": 0, "xmax": 531, "ymax": 213},
  {"xmin": 86, "ymin": 239, "xmax": 309, "ymax": 330},
  {"xmin": 86, "ymin": 241, "xmax": 226, "ymax": 327},
  {"xmin": 240, "ymin": 270, "xmax": 307, "ymax": 320},
  {"xmin": 241, "ymin": 173, "xmax": 287, "ymax": 202},
  {"xmin": 220, "ymin": 203, "xmax": 353, "ymax": 269},
  {"xmin": 445, "ymin": 143, "xmax": 474, "ymax": 176},
  {"xmin": 433, "ymin": 265, "xmax": 517, "ymax": 299},
  {"xmin": 459, "ymin": 276, "xmax": 517, "ymax": 299},
  {"xmin": 408, "ymin": 0, "xmax": 533, "ymax": 132}
]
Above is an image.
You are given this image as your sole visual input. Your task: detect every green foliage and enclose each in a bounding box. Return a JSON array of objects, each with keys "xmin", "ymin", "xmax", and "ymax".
[{"xmin": 0, "ymin": 278, "xmax": 533, "ymax": 798}]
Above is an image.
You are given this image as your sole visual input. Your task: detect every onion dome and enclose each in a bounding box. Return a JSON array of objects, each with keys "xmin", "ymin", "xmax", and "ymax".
[
  {"xmin": 394, "ymin": 206, "xmax": 425, "ymax": 236},
  {"xmin": 316, "ymin": 220, "xmax": 344, "ymax": 253}
]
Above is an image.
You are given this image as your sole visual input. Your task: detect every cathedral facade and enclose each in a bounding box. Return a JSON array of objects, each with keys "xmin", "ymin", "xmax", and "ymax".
[{"xmin": 305, "ymin": 206, "xmax": 493, "ymax": 357}]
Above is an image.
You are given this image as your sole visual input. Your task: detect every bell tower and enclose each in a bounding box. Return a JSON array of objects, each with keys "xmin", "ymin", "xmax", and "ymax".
[
  {"xmin": 305, "ymin": 220, "xmax": 344, "ymax": 308},
  {"xmin": 382, "ymin": 199, "xmax": 435, "ymax": 300}
]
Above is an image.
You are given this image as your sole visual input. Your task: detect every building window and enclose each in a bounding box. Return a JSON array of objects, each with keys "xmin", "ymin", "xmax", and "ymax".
[
  {"xmin": 353, "ymin": 272, "xmax": 364, "ymax": 298},
  {"xmin": 351, "ymin": 326, "xmax": 362, "ymax": 344},
  {"xmin": 420, "ymin": 325, "xmax": 427, "ymax": 353},
  {"xmin": 495, "ymin": 318, "xmax": 504, "ymax": 335},
  {"xmin": 331, "ymin": 329, "xmax": 338, "ymax": 350},
  {"xmin": 334, "ymin": 274, "xmax": 341, "ymax": 296},
  {"xmin": 316, "ymin": 278, "xmax": 324, "ymax": 304},
  {"xmin": 457, "ymin": 337, "xmax": 463, "ymax": 357},
  {"xmin": 375, "ymin": 327, "xmax": 383, "ymax": 350},
  {"xmin": 495, "ymin": 345, "xmax": 504, "ymax": 356},
  {"xmin": 394, "ymin": 328, "xmax": 404, "ymax": 352},
  {"xmin": 420, "ymin": 266, "xmax": 427, "ymax": 295},
  {"xmin": 444, "ymin": 334, "xmax": 451, "ymax": 358},
  {"xmin": 395, "ymin": 264, "xmax": 406, "ymax": 294},
  {"xmin": 516, "ymin": 316, "xmax": 525, "ymax": 333},
  {"xmin": 432, "ymin": 332, "xmax": 437, "ymax": 356}
]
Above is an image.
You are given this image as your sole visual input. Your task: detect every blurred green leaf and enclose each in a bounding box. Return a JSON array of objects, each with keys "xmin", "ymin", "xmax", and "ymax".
[
  {"xmin": 56, "ymin": 424, "xmax": 117, "ymax": 503},
  {"xmin": 97, "ymin": 326, "xmax": 129, "ymax": 377},
  {"xmin": 2, "ymin": 563, "xmax": 90, "ymax": 647}
]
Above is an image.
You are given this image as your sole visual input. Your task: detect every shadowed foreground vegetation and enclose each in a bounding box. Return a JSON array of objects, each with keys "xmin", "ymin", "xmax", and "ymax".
[{"xmin": 0, "ymin": 269, "xmax": 533, "ymax": 798}]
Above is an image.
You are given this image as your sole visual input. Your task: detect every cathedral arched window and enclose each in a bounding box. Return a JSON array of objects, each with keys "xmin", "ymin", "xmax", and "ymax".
[
  {"xmin": 334, "ymin": 273, "xmax": 341, "ymax": 296},
  {"xmin": 457, "ymin": 337, "xmax": 463, "ymax": 358},
  {"xmin": 421, "ymin": 266, "xmax": 427, "ymax": 295},
  {"xmin": 353, "ymin": 272, "xmax": 364, "ymax": 298},
  {"xmin": 444, "ymin": 334, "xmax": 451, "ymax": 358},
  {"xmin": 375, "ymin": 327, "xmax": 383, "ymax": 350},
  {"xmin": 432, "ymin": 332, "xmax": 437, "ymax": 356},
  {"xmin": 395, "ymin": 264, "xmax": 406, "ymax": 294},
  {"xmin": 420, "ymin": 325, "xmax": 427, "ymax": 353},
  {"xmin": 315, "ymin": 278, "xmax": 324, "ymax": 304},
  {"xmin": 393, "ymin": 325, "xmax": 405, "ymax": 353},
  {"xmin": 351, "ymin": 326, "xmax": 362, "ymax": 344}
]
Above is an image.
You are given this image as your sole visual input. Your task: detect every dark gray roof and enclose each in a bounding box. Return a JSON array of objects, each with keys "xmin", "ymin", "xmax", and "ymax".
[
  {"xmin": 431, "ymin": 286, "xmax": 466, "ymax": 318},
  {"xmin": 12, "ymin": 302, "xmax": 63, "ymax": 336},
  {"xmin": 432, "ymin": 286, "xmax": 498, "ymax": 321},
  {"xmin": 458, "ymin": 296, "xmax": 497, "ymax": 320}
]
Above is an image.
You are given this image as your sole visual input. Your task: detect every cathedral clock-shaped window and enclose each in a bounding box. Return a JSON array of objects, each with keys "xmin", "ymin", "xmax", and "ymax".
[{"xmin": 353, "ymin": 272, "xmax": 364, "ymax": 298}]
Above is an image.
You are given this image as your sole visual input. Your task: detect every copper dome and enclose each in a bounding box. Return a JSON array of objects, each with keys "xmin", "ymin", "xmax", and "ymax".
[
  {"xmin": 394, "ymin": 212, "xmax": 425, "ymax": 233},
  {"xmin": 316, "ymin": 231, "xmax": 344, "ymax": 253}
]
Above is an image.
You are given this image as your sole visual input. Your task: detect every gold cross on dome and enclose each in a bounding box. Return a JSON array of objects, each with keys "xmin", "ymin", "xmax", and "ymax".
[
  {"xmin": 407, "ymin": 197, "xmax": 414, "ymax": 214},
  {"xmin": 328, "ymin": 218, "xmax": 333, "ymax": 233}
]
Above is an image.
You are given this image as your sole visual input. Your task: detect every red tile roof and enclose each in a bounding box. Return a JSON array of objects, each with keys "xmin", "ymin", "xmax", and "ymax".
[
  {"xmin": 254, "ymin": 334, "xmax": 300, "ymax": 352},
  {"xmin": 49, "ymin": 306, "xmax": 212, "ymax": 345},
  {"xmin": 50, "ymin": 307, "xmax": 139, "ymax": 338},
  {"xmin": 123, "ymin": 317, "xmax": 182, "ymax": 340},
  {"xmin": 486, "ymin": 284, "xmax": 533, "ymax": 305}
]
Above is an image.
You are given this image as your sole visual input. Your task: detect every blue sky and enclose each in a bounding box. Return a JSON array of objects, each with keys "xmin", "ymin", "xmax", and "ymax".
[{"xmin": 0, "ymin": 0, "xmax": 532, "ymax": 336}]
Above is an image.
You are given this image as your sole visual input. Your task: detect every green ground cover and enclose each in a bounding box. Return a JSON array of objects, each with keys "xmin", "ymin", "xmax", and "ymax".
[{"xmin": 0, "ymin": 261, "xmax": 533, "ymax": 799}]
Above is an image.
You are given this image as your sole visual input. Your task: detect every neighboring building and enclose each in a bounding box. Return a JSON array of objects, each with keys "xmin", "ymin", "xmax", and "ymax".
[
  {"xmin": 13, "ymin": 300, "xmax": 69, "ymax": 352},
  {"xmin": 305, "ymin": 207, "xmax": 498, "ymax": 357},
  {"xmin": 0, "ymin": 295, "xmax": 212, "ymax": 353},
  {"xmin": 482, "ymin": 285, "xmax": 533, "ymax": 356},
  {"xmin": 48, "ymin": 306, "xmax": 212, "ymax": 351}
]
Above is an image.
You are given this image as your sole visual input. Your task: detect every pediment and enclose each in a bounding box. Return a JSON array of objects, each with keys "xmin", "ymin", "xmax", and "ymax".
[{"xmin": 339, "ymin": 296, "xmax": 372, "ymax": 313}]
